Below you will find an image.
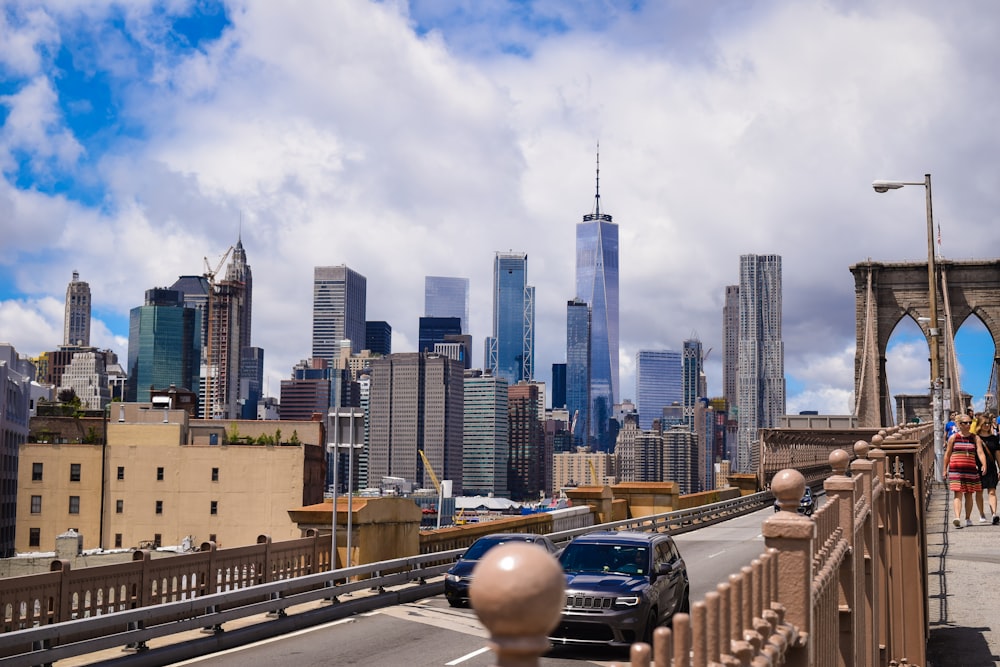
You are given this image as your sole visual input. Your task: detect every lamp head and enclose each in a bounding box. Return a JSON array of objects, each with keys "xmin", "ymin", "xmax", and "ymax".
[{"xmin": 872, "ymin": 180, "xmax": 904, "ymax": 193}]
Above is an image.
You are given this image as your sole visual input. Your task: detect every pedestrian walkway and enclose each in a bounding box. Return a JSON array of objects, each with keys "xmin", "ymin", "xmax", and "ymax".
[{"xmin": 925, "ymin": 482, "xmax": 1000, "ymax": 667}]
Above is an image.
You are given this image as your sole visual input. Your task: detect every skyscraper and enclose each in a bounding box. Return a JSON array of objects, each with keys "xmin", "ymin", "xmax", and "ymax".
[
  {"xmin": 462, "ymin": 371, "xmax": 509, "ymax": 497},
  {"xmin": 575, "ymin": 155, "xmax": 619, "ymax": 451},
  {"xmin": 126, "ymin": 288, "xmax": 200, "ymax": 403},
  {"xmin": 206, "ymin": 238, "xmax": 253, "ymax": 419},
  {"xmin": 313, "ymin": 266, "xmax": 367, "ymax": 361},
  {"xmin": 551, "ymin": 363, "xmax": 567, "ymax": 410},
  {"xmin": 365, "ymin": 321, "xmax": 391, "ymax": 356},
  {"xmin": 63, "ymin": 271, "xmax": 91, "ymax": 347},
  {"xmin": 367, "ymin": 353, "xmax": 464, "ymax": 492},
  {"xmin": 722, "ymin": 285, "xmax": 739, "ymax": 409},
  {"xmin": 418, "ymin": 317, "xmax": 462, "ymax": 354},
  {"xmin": 565, "ymin": 298, "xmax": 591, "ymax": 447},
  {"xmin": 682, "ymin": 338, "xmax": 703, "ymax": 430},
  {"xmin": 425, "ymin": 276, "xmax": 470, "ymax": 334},
  {"xmin": 635, "ymin": 350, "xmax": 682, "ymax": 429},
  {"xmin": 486, "ymin": 252, "xmax": 534, "ymax": 386},
  {"xmin": 737, "ymin": 254, "xmax": 785, "ymax": 472},
  {"xmin": 508, "ymin": 382, "xmax": 547, "ymax": 501}
]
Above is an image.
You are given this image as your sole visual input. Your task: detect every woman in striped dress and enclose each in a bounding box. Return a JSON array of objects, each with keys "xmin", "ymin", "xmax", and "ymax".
[{"xmin": 943, "ymin": 416, "xmax": 988, "ymax": 528}]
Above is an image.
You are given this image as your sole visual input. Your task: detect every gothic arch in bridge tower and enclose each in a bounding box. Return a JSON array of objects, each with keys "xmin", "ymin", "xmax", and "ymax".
[{"xmin": 850, "ymin": 259, "xmax": 1000, "ymax": 428}]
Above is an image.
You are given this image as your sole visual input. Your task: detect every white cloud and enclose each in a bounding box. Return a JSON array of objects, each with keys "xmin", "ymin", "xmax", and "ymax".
[{"xmin": 2, "ymin": 0, "xmax": 1000, "ymax": 419}]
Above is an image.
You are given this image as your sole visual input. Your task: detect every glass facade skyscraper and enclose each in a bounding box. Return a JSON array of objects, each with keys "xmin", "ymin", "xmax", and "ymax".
[
  {"xmin": 127, "ymin": 288, "xmax": 200, "ymax": 403},
  {"xmin": 682, "ymin": 338, "xmax": 703, "ymax": 430},
  {"xmin": 418, "ymin": 316, "xmax": 462, "ymax": 354},
  {"xmin": 566, "ymin": 298, "xmax": 591, "ymax": 446},
  {"xmin": 575, "ymin": 162, "xmax": 619, "ymax": 451},
  {"xmin": 737, "ymin": 254, "xmax": 785, "ymax": 473},
  {"xmin": 424, "ymin": 276, "xmax": 470, "ymax": 334},
  {"xmin": 487, "ymin": 252, "xmax": 534, "ymax": 386},
  {"xmin": 313, "ymin": 265, "xmax": 367, "ymax": 362},
  {"xmin": 635, "ymin": 350, "xmax": 682, "ymax": 429}
]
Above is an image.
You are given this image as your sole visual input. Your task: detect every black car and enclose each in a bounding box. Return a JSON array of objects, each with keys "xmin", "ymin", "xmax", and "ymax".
[
  {"xmin": 773, "ymin": 485, "xmax": 816, "ymax": 516},
  {"xmin": 444, "ymin": 533, "xmax": 559, "ymax": 607},
  {"xmin": 549, "ymin": 530, "xmax": 689, "ymax": 647}
]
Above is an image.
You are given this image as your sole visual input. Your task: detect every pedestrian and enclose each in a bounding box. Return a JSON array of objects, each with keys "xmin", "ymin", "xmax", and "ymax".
[
  {"xmin": 943, "ymin": 415, "xmax": 988, "ymax": 528},
  {"xmin": 978, "ymin": 413, "xmax": 1000, "ymax": 525},
  {"xmin": 945, "ymin": 411, "xmax": 959, "ymax": 439}
]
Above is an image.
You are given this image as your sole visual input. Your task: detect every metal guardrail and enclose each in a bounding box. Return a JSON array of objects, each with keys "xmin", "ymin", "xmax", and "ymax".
[{"xmin": 0, "ymin": 491, "xmax": 773, "ymax": 666}]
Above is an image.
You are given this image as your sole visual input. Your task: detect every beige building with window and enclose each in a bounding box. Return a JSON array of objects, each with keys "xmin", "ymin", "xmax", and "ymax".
[{"xmin": 17, "ymin": 403, "xmax": 325, "ymax": 554}]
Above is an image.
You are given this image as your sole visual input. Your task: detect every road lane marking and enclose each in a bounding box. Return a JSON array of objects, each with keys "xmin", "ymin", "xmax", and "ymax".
[
  {"xmin": 446, "ymin": 646, "xmax": 491, "ymax": 664},
  {"xmin": 170, "ymin": 616, "xmax": 360, "ymax": 664},
  {"xmin": 708, "ymin": 550, "xmax": 725, "ymax": 558}
]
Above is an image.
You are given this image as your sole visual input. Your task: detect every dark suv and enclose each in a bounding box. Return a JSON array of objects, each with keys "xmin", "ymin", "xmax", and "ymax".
[{"xmin": 549, "ymin": 530, "xmax": 689, "ymax": 647}]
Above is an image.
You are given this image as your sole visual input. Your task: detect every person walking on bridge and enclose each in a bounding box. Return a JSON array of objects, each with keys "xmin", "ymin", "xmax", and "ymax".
[
  {"xmin": 978, "ymin": 413, "xmax": 1000, "ymax": 525},
  {"xmin": 944, "ymin": 416, "xmax": 989, "ymax": 528}
]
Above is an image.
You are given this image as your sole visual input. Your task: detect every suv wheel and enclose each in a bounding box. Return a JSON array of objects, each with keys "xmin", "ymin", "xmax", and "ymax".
[{"xmin": 643, "ymin": 608, "xmax": 658, "ymax": 644}]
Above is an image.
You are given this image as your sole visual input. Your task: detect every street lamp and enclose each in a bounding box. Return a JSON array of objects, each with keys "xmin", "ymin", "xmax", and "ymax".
[
  {"xmin": 873, "ymin": 174, "xmax": 943, "ymax": 481},
  {"xmin": 328, "ymin": 408, "xmax": 365, "ymax": 570}
]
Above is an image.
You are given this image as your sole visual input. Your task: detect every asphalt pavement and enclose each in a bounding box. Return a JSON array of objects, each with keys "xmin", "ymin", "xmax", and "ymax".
[{"xmin": 925, "ymin": 481, "xmax": 1000, "ymax": 667}]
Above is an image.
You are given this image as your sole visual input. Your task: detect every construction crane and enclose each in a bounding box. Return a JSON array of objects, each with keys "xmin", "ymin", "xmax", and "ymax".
[
  {"xmin": 587, "ymin": 458, "xmax": 599, "ymax": 486},
  {"xmin": 417, "ymin": 449, "xmax": 441, "ymax": 494},
  {"xmin": 202, "ymin": 245, "xmax": 233, "ymax": 420},
  {"xmin": 702, "ymin": 347, "xmax": 713, "ymax": 363},
  {"xmin": 417, "ymin": 449, "xmax": 446, "ymax": 529}
]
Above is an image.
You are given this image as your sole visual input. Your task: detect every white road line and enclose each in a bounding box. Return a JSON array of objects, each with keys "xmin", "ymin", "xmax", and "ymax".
[
  {"xmin": 446, "ymin": 646, "xmax": 491, "ymax": 665},
  {"xmin": 170, "ymin": 616, "xmax": 362, "ymax": 665},
  {"xmin": 708, "ymin": 550, "xmax": 725, "ymax": 558}
]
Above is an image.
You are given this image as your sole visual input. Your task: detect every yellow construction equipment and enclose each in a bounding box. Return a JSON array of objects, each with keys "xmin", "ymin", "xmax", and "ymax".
[
  {"xmin": 417, "ymin": 449, "xmax": 441, "ymax": 494},
  {"xmin": 588, "ymin": 458, "xmax": 599, "ymax": 485}
]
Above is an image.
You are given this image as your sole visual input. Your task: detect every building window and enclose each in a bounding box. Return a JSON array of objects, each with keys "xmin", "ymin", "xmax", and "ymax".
[
  {"xmin": 32, "ymin": 462, "xmax": 43, "ymax": 481},
  {"xmin": 153, "ymin": 534, "xmax": 161, "ymax": 548},
  {"xmin": 210, "ymin": 501, "xmax": 218, "ymax": 515},
  {"xmin": 114, "ymin": 534, "xmax": 122, "ymax": 548},
  {"xmin": 156, "ymin": 467, "xmax": 164, "ymax": 481},
  {"xmin": 155, "ymin": 500, "xmax": 163, "ymax": 514},
  {"xmin": 211, "ymin": 467, "xmax": 219, "ymax": 482},
  {"xmin": 70, "ymin": 463, "xmax": 81, "ymax": 482},
  {"xmin": 117, "ymin": 466, "xmax": 125, "ymax": 480},
  {"xmin": 209, "ymin": 534, "xmax": 216, "ymax": 543},
  {"xmin": 69, "ymin": 496, "xmax": 80, "ymax": 514},
  {"xmin": 30, "ymin": 495, "xmax": 41, "ymax": 514},
  {"xmin": 116, "ymin": 499, "xmax": 123, "ymax": 514},
  {"xmin": 29, "ymin": 528, "xmax": 40, "ymax": 547}
]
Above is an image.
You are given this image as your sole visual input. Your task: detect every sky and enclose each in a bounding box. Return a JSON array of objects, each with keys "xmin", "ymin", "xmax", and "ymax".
[{"xmin": 1, "ymin": 0, "xmax": 999, "ymax": 417}]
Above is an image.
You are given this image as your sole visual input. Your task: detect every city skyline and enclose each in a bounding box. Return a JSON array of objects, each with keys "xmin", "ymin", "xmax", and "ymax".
[{"xmin": 3, "ymin": 2, "xmax": 1000, "ymax": 416}]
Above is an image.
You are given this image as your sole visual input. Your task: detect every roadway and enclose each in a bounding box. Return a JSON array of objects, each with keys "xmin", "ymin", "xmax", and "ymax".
[{"xmin": 168, "ymin": 506, "xmax": 776, "ymax": 667}]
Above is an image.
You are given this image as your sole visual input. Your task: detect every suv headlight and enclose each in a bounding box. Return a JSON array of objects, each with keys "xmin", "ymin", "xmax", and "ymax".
[
  {"xmin": 445, "ymin": 573, "xmax": 462, "ymax": 583},
  {"xmin": 613, "ymin": 596, "xmax": 641, "ymax": 608}
]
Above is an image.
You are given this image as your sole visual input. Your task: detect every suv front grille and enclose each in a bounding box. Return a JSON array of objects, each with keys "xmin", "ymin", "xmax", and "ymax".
[{"xmin": 565, "ymin": 593, "xmax": 614, "ymax": 611}]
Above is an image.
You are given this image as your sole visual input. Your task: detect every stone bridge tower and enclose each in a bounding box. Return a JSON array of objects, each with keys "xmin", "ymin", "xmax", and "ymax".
[{"xmin": 851, "ymin": 259, "xmax": 1000, "ymax": 427}]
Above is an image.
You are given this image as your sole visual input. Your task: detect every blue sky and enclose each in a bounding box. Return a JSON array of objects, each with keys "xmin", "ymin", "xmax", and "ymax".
[{"xmin": 2, "ymin": 0, "xmax": 1000, "ymax": 414}]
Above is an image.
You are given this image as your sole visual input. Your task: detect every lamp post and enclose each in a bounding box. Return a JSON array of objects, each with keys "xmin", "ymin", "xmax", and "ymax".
[
  {"xmin": 873, "ymin": 174, "xmax": 943, "ymax": 481},
  {"xmin": 328, "ymin": 408, "xmax": 365, "ymax": 570}
]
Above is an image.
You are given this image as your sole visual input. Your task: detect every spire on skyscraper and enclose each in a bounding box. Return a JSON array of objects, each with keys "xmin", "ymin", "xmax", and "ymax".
[{"xmin": 593, "ymin": 142, "xmax": 601, "ymax": 217}]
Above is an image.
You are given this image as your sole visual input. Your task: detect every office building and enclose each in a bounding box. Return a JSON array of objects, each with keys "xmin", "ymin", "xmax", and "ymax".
[
  {"xmin": 682, "ymin": 338, "xmax": 703, "ymax": 431},
  {"xmin": 424, "ymin": 276, "xmax": 470, "ymax": 334},
  {"xmin": 1, "ymin": 344, "xmax": 33, "ymax": 557},
  {"xmin": 418, "ymin": 317, "xmax": 462, "ymax": 354},
  {"xmin": 737, "ymin": 254, "xmax": 785, "ymax": 473},
  {"xmin": 462, "ymin": 371, "xmax": 509, "ymax": 497},
  {"xmin": 203, "ymin": 239, "xmax": 253, "ymax": 419},
  {"xmin": 508, "ymin": 382, "xmax": 547, "ymax": 501},
  {"xmin": 367, "ymin": 353, "xmax": 464, "ymax": 492},
  {"xmin": 635, "ymin": 351, "xmax": 682, "ymax": 430},
  {"xmin": 575, "ymin": 158, "xmax": 619, "ymax": 450},
  {"xmin": 279, "ymin": 358, "xmax": 334, "ymax": 422},
  {"xmin": 551, "ymin": 363, "xmax": 567, "ymax": 410},
  {"xmin": 59, "ymin": 350, "xmax": 111, "ymax": 411},
  {"xmin": 126, "ymin": 289, "xmax": 200, "ymax": 404},
  {"xmin": 486, "ymin": 252, "xmax": 534, "ymax": 386},
  {"xmin": 722, "ymin": 285, "xmax": 739, "ymax": 411},
  {"xmin": 364, "ymin": 321, "xmax": 391, "ymax": 356},
  {"xmin": 566, "ymin": 299, "xmax": 591, "ymax": 447},
  {"xmin": 238, "ymin": 347, "xmax": 264, "ymax": 419},
  {"xmin": 313, "ymin": 266, "xmax": 367, "ymax": 362},
  {"xmin": 16, "ymin": 404, "xmax": 325, "ymax": 552},
  {"xmin": 663, "ymin": 424, "xmax": 697, "ymax": 494},
  {"xmin": 63, "ymin": 271, "xmax": 91, "ymax": 347},
  {"xmin": 552, "ymin": 450, "xmax": 613, "ymax": 496},
  {"xmin": 614, "ymin": 414, "xmax": 664, "ymax": 483}
]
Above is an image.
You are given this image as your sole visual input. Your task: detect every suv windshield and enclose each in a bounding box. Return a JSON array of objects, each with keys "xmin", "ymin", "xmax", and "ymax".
[
  {"xmin": 462, "ymin": 536, "xmax": 526, "ymax": 560},
  {"xmin": 559, "ymin": 543, "xmax": 650, "ymax": 576}
]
